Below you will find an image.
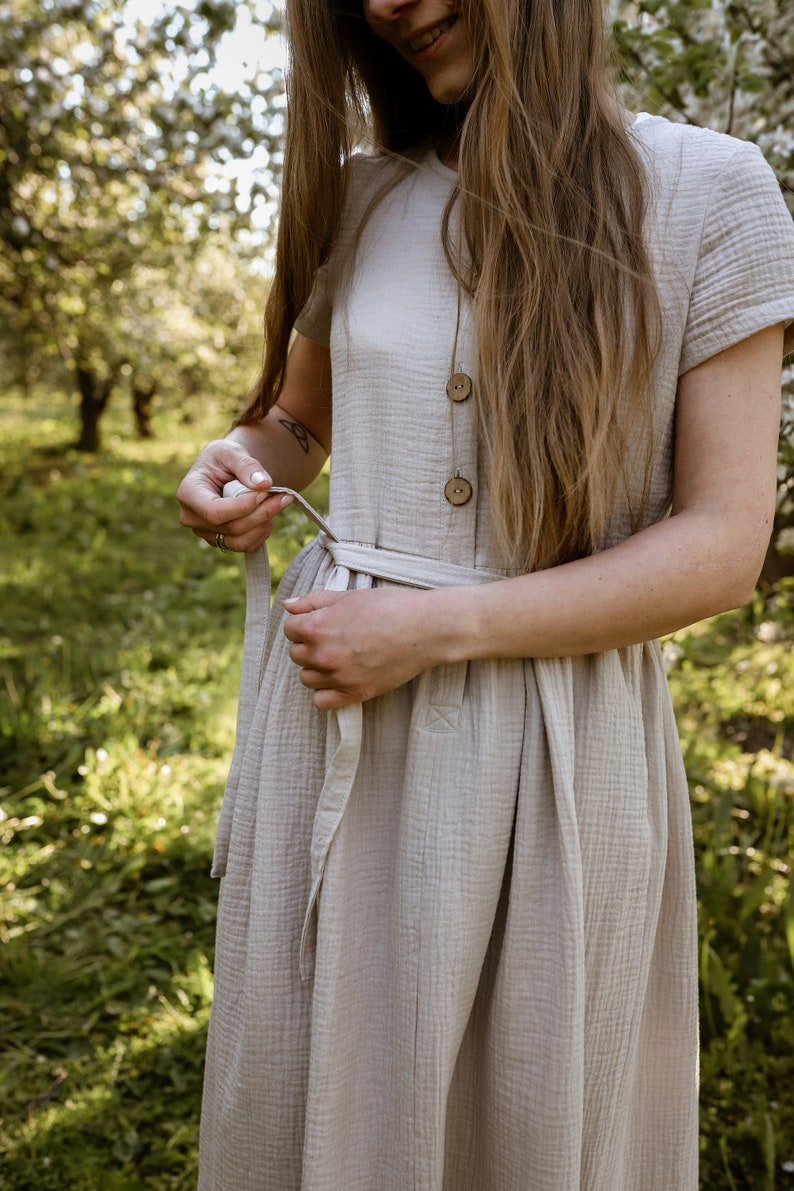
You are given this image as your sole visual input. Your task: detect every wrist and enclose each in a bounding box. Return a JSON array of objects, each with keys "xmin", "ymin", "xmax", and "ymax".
[
  {"xmin": 424, "ymin": 585, "xmax": 482, "ymax": 667},
  {"xmin": 224, "ymin": 425, "xmax": 266, "ymax": 458}
]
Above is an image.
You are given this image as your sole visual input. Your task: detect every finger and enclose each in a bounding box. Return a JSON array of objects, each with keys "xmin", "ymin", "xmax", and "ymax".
[
  {"xmin": 283, "ymin": 608, "xmax": 326, "ymax": 644},
  {"xmin": 287, "ymin": 642, "xmax": 313, "ymax": 667},
  {"xmin": 283, "ymin": 611, "xmax": 310, "ymax": 644},
  {"xmin": 179, "ymin": 487, "xmax": 264, "ymax": 529},
  {"xmin": 289, "ymin": 663, "xmax": 364, "ymax": 707},
  {"xmin": 205, "ymin": 440, "xmax": 273, "ymax": 493},
  {"xmin": 187, "ymin": 487, "xmax": 286, "ymax": 530},
  {"xmin": 201, "ymin": 490, "xmax": 287, "ymax": 533},
  {"xmin": 282, "ymin": 589, "xmax": 342, "ymax": 616},
  {"xmin": 313, "ymin": 687, "xmax": 359, "ymax": 711},
  {"xmin": 222, "ymin": 489, "xmax": 293, "ymax": 535},
  {"xmin": 297, "ymin": 667, "xmax": 335, "ymax": 691},
  {"xmin": 194, "ymin": 520, "xmax": 275, "ymax": 553},
  {"xmin": 176, "ymin": 440, "xmax": 277, "ymax": 524},
  {"xmin": 186, "ymin": 491, "xmax": 292, "ymax": 541}
]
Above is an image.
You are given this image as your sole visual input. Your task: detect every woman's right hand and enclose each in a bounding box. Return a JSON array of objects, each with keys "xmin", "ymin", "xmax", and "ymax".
[{"xmin": 176, "ymin": 438, "xmax": 294, "ymax": 553}]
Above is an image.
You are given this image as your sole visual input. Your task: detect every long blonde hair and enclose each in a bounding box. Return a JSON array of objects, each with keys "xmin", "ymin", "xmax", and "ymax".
[{"xmin": 237, "ymin": 0, "xmax": 661, "ymax": 571}]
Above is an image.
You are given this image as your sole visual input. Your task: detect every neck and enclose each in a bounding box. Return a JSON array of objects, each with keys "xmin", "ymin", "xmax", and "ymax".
[{"xmin": 436, "ymin": 129, "xmax": 461, "ymax": 168}]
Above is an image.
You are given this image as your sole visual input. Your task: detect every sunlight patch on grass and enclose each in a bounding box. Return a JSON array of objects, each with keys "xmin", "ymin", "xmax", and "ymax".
[{"xmin": 2, "ymin": 389, "xmax": 793, "ymax": 1188}]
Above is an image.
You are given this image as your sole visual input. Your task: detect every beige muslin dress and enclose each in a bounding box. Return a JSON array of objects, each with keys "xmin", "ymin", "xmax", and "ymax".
[{"xmin": 198, "ymin": 115, "xmax": 794, "ymax": 1190}]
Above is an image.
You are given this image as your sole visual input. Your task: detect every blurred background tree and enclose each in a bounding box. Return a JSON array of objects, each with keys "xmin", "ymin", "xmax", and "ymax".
[
  {"xmin": 613, "ymin": 0, "xmax": 794, "ymax": 585},
  {"xmin": 613, "ymin": 0, "xmax": 794, "ymax": 189},
  {"xmin": 0, "ymin": 0, "xmax": 281, "ymax": 449},
  {"xmin": 1, "ymin": 4, "xmax": 794, "ymax": 1188},
  {"xmin": 2, "ymin": 0, "xmax": 792, "ymax": 570}
]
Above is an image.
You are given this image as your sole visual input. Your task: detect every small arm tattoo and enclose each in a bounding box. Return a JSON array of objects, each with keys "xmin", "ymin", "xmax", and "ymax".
[{"xmin": 279, "ymin": 418, "xmax": 310, "ymax": 454}]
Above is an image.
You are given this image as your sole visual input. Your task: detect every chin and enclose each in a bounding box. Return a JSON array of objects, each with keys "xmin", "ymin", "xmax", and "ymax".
[{"xmin": 427, "ymin": 80, "xmax": 470, "ymax": 107}]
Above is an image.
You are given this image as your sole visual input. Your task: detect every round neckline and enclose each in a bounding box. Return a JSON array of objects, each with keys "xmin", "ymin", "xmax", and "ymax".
[{"xmin": 428, "ymin": 146, "xmax": 459, "ymax": 180}]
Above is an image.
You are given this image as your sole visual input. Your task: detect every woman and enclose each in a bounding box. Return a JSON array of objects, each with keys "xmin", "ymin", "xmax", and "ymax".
[{"xmin": 177, "ymin": 0, "xmax": 794, "ymax": 1187}]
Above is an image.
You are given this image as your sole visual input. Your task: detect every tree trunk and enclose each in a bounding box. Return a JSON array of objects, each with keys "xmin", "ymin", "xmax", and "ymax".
[
  {"xmin": 75, "ymin": 366, "xmax": 115, "ymax": 452},
  {"xmin": 132, "ymin": 380, "xmax": 157, "ymax": 439}
]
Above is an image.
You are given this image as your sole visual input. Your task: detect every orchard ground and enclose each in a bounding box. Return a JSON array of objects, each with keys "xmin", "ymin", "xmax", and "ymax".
[{"xmin": 1, "ymin": 390, "xmax": 792, "ymax": 1190}]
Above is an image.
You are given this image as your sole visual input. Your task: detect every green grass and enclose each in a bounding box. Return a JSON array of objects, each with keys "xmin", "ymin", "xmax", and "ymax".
[
  {"xmin": 667, "ymin": 600, "xmax": 794, "ymax": 1189},
  {"xmin": 1, "ymin": 389, "xmax": 793, "ymax": 1188},
  {"xmin": 0, "ymin": 390, "xmax": 325, "ymax": 1189}
]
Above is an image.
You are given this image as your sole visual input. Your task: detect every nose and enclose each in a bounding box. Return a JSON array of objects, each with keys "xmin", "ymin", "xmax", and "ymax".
[{"xmin": 364, "ymin": 0, "xmax": 419, "ymax": 23}]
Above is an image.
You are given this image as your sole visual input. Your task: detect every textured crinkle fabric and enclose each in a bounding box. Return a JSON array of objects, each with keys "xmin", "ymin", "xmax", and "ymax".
[{"xmin": 198, "ymin": 117, "xmax": 794, "ymax": 1191}]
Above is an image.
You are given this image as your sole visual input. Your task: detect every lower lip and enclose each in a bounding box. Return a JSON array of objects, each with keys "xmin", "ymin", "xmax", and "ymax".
[{"xmin": 412, "ymin": 18, "xmax": 456, "ymax": 62}]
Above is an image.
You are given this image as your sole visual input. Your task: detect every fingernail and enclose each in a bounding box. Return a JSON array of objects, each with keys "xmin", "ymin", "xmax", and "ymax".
[
  {"xmin": 280, "ymin": 494, "xmax": 293, "ymax": 508},
  {"xmin": 283, "ymin": 597, "xmax": 298, "ymax": 607},
  {"xmin": 251, "ymin": 471, "xmax": 266, "ymax": 484}
]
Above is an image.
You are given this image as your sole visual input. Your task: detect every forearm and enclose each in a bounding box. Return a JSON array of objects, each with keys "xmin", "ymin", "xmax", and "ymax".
[
  {"xmin": 434, "ymin": 326, "xmax": 783, "ymax": 666},
  {"xmin": 282, "ymin": 327, "xmax": 782, "ymax": 709},
  {"xmin": 226, "ymin": 403, "xmax": 329, "ymax": 493},
  {"xmin": 431, "ymin": 505, "xmax": 769, "ymax": 664},
  {"xmin": 281, "ymin": 508, "xmax": 765, "ymax": 709}
]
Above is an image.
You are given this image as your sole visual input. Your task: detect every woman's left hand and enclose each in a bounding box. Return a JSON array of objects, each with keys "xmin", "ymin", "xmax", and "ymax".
[{"xmin": 282, "ymin": 586, "xmax": 442, "ymax": 710}]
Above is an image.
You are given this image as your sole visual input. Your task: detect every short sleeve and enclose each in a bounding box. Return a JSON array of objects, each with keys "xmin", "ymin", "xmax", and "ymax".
[
  {"xmin": 679, "ymin": 141, "xmax": 794, "ymax": 374},
  {"xmin": 294, "ymin": 262, "xmax": 331, "ymax": 346}
]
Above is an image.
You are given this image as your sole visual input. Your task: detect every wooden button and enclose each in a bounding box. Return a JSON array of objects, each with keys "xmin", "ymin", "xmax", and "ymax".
[
  {"xmin": 446, "ymin": 372, "xmax": 472, "ymax": 402},
  {"xmin": 444, "ymin": 475, "xmax": 473, "ymax": 506}
]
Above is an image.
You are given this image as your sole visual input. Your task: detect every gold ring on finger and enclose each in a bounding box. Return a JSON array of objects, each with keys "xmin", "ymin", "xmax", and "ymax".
[{"xmin": 215, "ymin": 532, "xmax": 228, "ymax": 553}]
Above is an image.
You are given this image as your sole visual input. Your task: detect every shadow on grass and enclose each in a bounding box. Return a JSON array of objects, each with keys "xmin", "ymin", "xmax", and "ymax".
[
  {"xmin": 1, "ymin": 826, "xmax": 216, "ymax": 1190},
  {"xmin": 0, "ymin": 397, "xmax": 330, "ymax": 1191},
  {"xmin": 1, "ymin": 1018, "xmax": 208, "ymax": 1191},
  {"xmin": 3, "ymin": 395, "xmax": 793, "ymax": 1189}
]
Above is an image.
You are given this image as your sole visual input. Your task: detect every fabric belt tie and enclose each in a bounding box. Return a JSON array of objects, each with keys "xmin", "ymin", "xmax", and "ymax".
[
  {"xmin": 223, "ymin": 482, "xmax": 509, "ymax": 979},
  {"xmin": 320, "ymin": 533, "xmax": 511, "ymax": 590}
]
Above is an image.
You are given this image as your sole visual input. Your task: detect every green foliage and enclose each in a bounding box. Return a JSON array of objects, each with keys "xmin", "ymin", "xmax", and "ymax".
[
  {"xmin": 664, "ymin": 596, "xmax": 794, "ymax": 1188},
  {"xmin": 0, "ymin": 0, "xmax": 283, "ymax": 447},
  {"xmin": 2, "ymin": 392, "xmax": 793, "ymax": 1187},
  {"xmin": 613, "ymin": 0, "xmax": 794, "ymax": 186},
  {"xmin": 0, "ymin": 391, "xmax": 326, "ymax": 1188},
  {"xmin": 612, "ymin": 0, "xmax": 794, "ymax": 584}
]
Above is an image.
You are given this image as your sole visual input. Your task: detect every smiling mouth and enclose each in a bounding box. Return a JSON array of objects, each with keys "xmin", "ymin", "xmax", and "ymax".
[{"xmin": 409, "ymin": 16, "xmax": 456, "ymax": 54}]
